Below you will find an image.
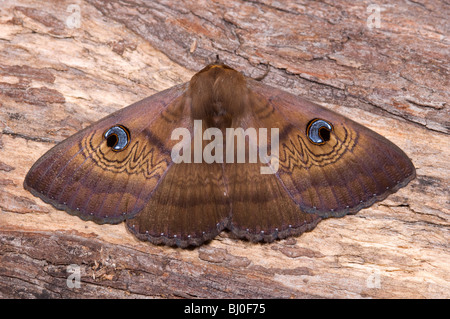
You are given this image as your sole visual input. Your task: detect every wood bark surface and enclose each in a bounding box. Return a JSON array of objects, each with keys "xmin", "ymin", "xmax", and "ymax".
[{"xmin": 0, "ymin": 0, "xmax": 449, "ymax": 298}]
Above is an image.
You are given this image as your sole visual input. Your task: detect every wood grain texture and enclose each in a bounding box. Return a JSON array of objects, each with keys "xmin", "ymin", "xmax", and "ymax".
[{"xmin": 0, "ymin": 0, "xmax": 449, "ymax": 298}]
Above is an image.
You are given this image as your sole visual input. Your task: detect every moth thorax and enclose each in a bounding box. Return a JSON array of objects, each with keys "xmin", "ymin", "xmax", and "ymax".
[{"xmin": 189, "ymin": 64, "xmax": 248, "ymax": 128}]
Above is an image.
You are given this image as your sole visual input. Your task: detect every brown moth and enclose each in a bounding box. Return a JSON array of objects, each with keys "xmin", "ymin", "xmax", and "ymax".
[{"xmin": 24, "ymin": 64, "xmax": 416, "ymax": 248}]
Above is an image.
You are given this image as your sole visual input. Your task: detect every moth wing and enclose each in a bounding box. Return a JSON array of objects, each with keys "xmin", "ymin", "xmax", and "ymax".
[
  {"xmin": 24, "ymin": 83, "xmax": 190, "ymax": 223},
  {"xmin": 247, "ymin": 80, "xmax": 415, "ymax": 218},
  {"xmin": 223, "ymin": 112, "xmax": 321, "ymax": 242},
  {"xmin": 225, "ymin": 160, "xmax": 321, "ymax": 242},
  {"xmin": 126, "ymin": 161, "xmax": 230, "ymax": 248}
]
